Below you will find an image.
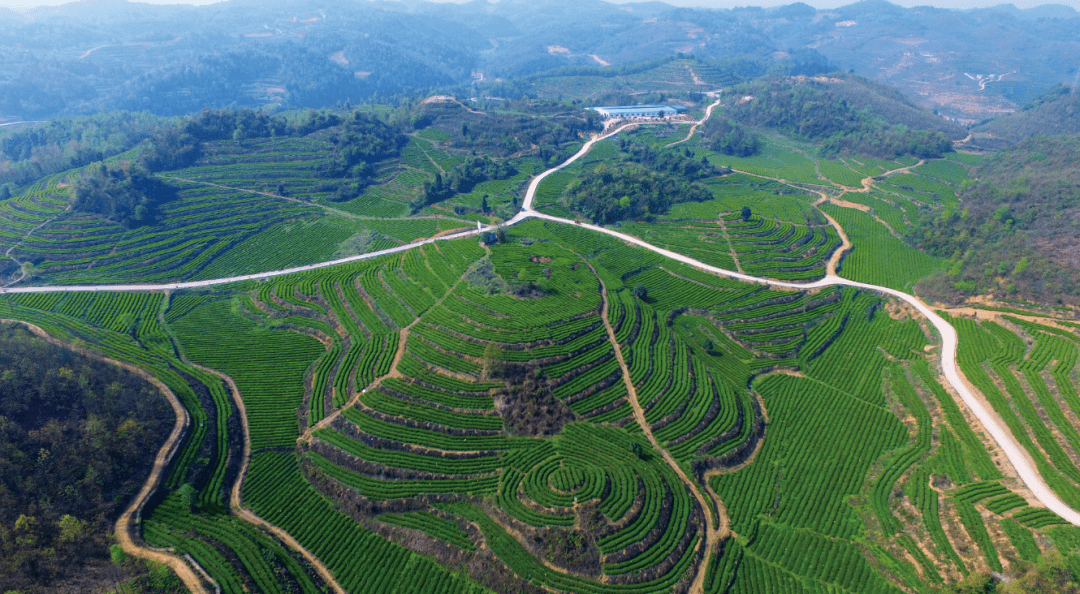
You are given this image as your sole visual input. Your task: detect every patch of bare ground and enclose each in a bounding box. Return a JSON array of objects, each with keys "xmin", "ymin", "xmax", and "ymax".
[
  {"xmin": 983, "ymin": 510, "xmax": 1021, "ymax": 572},
  {"xmin": 826, "ymin": 196, "xmax": 871, "ymax": 211},
  {"xmin": 430, "ymin": 225, "xmax": 471, "ymax": 239},
  {"xmin": 942, "ymin": 306, "xmax": 1074, "ymax": 329},
  {"xmin": 883, "ymin": 299, "xmax": 918, "ymax": 322},
  {"xmin": 936, "ymin": 495, "xmax": 989, "ymax": 575},
  {"xmin": 898, "ymin": 482, "xmax": 964, "ymax": 582}
]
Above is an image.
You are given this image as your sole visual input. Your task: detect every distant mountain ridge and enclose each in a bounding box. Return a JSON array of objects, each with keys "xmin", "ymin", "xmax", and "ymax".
[{"xmin": 0, "ymin": 0, "xmax": 1077, "ymax": 121}]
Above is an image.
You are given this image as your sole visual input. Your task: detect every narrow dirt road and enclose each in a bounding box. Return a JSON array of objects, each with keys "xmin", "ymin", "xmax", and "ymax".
[
  {"xmin": 590, "ymin": 273, "xmax": 723, "ymax": 594},
  {"xmin": 298, "ymin": 271, "xmax": 465, "ymax": 445},
  {"xmin": 666, "ymin": 97, "xmax": 723, "ymax": 147},
  {"xmin": 848, "ymin": 159, "xmax": 926, "ymax": 193},
  {"xmin": 716, "ymin": 214, "xmax": 744, "ymax": 274},
  {"xmin": 189, "ymin": 362, "xmax": 348, "ymax": 594},
  {"xmin": 2, "ymin": 203, "xmax": 71, "ymax": 287}
]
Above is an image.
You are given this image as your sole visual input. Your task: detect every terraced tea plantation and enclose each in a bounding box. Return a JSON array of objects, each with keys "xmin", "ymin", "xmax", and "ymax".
[
  {"xmin": 0, "ymin": 121, "xmax": 499, "ymax": 286},
  {"xmin": 3, "ymin": 208, "xmax": 1077, "ymax": 593},
  {"xmin": 4, "ymin": 96, "xmax": 1080, "ymax": 594}
]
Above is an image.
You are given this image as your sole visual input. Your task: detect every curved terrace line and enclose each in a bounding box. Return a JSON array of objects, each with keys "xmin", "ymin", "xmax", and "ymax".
[{"xmin": 2, "ymin": 116, "xmax": 1079, "ymax": 589}]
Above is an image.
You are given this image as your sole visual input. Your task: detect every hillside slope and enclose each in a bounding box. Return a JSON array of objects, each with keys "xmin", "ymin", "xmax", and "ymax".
[
  {"xmin": 972, "ymin": 85, "xmax": 1080, "ymax": 149},
  {"xmin": 724, "ymin": 73, "xmax": 964, "ymax": 158},
  {"xmin": 912, "ymin": 134, "xmax": 1080, "ymax": 305}
]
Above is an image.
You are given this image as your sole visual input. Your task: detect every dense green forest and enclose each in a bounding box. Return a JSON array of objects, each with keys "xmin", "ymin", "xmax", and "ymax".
[
  {"xmin": 564, "ymin": 162, "xmax": 713, "ymax": 223},
  {"xmin": 0, "ymin": 323, "xmax": 173, "ymax": 592},
  {"xmin": 0, "ymin": 112, "xmax": 174, "ymax": 188},
  {"xmin": 699, "ymin": 118, "xmax": 761, "ymax": 157},
  {"xmin": 911, "ymin": 134, "xmax": 1080, "ymax": 304},
  {"xmin": 724, "ymin": 74, "xmax": 959, "ymax": 159},
  {"xmin": 72, "ymin": 161, "xmax": 178, "ymax": 229}
]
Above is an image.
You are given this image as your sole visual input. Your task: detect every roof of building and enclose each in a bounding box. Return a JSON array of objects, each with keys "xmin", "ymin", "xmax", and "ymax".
[{"xmin": 591, "ymin": 105, "xmax": 687, "ymax": 114}]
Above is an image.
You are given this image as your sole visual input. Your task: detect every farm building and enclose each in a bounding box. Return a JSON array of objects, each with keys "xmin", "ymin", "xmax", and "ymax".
[{"xmin": 590, "ymin": 105, "xmax": 687, "ymax": 119}]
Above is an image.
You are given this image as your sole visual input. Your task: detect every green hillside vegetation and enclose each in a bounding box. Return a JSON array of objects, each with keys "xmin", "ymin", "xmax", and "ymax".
[
  {"xmin": 973, "ymin": 85, "xmax": 1080, "ymax": 148},
  {"xmin": 0, "ymin": 103, "xmax": 589, "ymax": 285},
  {"xmin": 565, "ymin": 162, "xmax": 713, "ymax": 223},
  {"xmin": 319, "ymin": 112, "xmax": 407, "ymax": 201},
  {"xmin": 414, "ymin": 155, "xmax": 518, "ymax": 213},
  {"xmin": 0, "ymin": 111, "xmax": 175, "ymax": 189},
  {"xmin": 72, "ymin": 161, "xmax": 178, "ymax": 228},
  {"xmin": 911, "ymin": 135, "xmax": 1080, "ymax": 305},
  {"xmin": 725, "ymin": 73, "xmax": 961, "ymax": 159},
  {"xmin": 474, "ymin": 57, "xmax": 761, "ymax": 105},
  {"xmin": 700, "ymin": 118, "xmax": 762, "ymax": 157},
  {"xmin": 413, "ymin": 99, "xmax": 601, "ymax": 162},
  {"xmin": 0, "ymin": 323, "xmax": 174, "ymax": 592},
  {"xmin": 141, "ymin": 107, "xmax": 343, "ymax": 172}
]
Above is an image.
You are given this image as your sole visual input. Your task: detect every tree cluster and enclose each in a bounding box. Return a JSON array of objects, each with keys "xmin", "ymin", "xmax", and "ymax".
[
  {"xmin": 416, "ymin": 101, "xmax": 602, "ymax": 161},
  {"xmin": 0, "ymin": 323, "xmax": 172, "ymax": 592},
  {"xmin": 321, "ymin": 112, "xmax": 406, "ymax": 202},
  {"xmin": 0, "ymin": 111, "xmax": 172, "ymax": 187},
  {"xmin": 72, "ymin": 161, "xmax": 178, "ymax": 228},
  {"xmin": 564, "ymin": 163, "xmax": 713, "ymax": 224},
  {"xmin": 415, "ymin": 156, "xmax": 518, "ymax": 211},
  {"xmin": 938, "ymin": 552, "xmax": 1080, "ymax": 594},
  {"xmin": 618, "ymin": 140, "xmax": 728, "ymax": 178},
  {"xmin": 141, "ymin": 107, "xmax": 345, "ymax": 173},
  {"xmin": 700, "ymin": 118, "xmax": 761, "ymax": 157},
  {"xmin": 488, "ymin": 348, "xmax": 575, "ymax": 438}
]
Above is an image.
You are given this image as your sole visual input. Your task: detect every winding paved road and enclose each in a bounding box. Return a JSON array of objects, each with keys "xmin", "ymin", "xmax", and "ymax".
[{"xmin": 2, "ymin": 116, "xmax": 1080, "ymax": 591}]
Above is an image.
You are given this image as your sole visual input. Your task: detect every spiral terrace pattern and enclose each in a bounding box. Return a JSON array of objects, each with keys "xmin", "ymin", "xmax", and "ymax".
[{"xmin": 2, "ymin": 114, "xmax": 1079, "ymax": 594}]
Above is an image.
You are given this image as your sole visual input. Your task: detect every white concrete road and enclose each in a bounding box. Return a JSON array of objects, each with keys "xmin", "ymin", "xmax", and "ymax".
[{"xmin": 3, "ymin": 119, "xmax": 1079, "ymax": 527}]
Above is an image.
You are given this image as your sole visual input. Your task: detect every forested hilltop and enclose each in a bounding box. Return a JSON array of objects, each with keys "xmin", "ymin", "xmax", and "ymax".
[
  {"xmin": 971, "ymin": 85, "xmax": 1080, "ymax": 149},
  {"xmin": 0, "ymin": 323, "xmax": 179, "ymax": 593},
  {"xmin": 720, "ymin": 73, "xmax": 964, "ymax": 159}
]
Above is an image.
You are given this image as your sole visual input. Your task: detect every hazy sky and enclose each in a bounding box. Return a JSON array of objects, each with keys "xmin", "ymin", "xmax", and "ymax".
[{"xmin": 1, "ymin": 0, "xmax": 1077, "ymax": 10}]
